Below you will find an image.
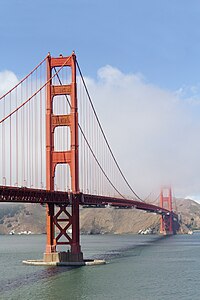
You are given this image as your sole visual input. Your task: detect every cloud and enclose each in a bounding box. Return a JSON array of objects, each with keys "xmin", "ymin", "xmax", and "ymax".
[
  {"xmin": 175, "ymin": 83, "xmax": 200, "ymax": 105},
  {"xmin": 85, "ymin": 65, "xmax": 200, "ymax": 199},
  {"xmin": 1, "ymin": 66, "xmax": 200, "ymax": 201},
  {"xmin": 0, "ymin": 71, "xmax": 18, "ymax": 97}
]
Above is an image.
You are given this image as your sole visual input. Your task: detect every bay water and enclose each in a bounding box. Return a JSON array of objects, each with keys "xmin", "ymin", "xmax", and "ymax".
[{"xmin": 0, "ymin": 233, "xmax": 200, "ymax": 299}]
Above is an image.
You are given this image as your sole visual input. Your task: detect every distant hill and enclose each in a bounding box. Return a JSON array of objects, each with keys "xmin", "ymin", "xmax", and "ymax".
[
  {"xmin": 0, "ymin": 203, "xmax": 46, "ymax": 234},
  {"xmin": 174, "ymin": 198, "xmax": 200, "ymax": 231},
  {"xmin": 0, "ymin": 197, "xmax": 199, "ymax": 235}
]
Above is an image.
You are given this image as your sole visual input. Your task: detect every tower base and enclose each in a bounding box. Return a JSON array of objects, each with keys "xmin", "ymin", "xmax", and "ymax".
[
  {"xmin": 160, "ymin": 231, "xmax": 173, "ymax": 236},
  {"xmin": 43, "ymin": 251, "xmax": 84, "ymax": 263},
  {"xmin": 23, "ymin": 251, "xmax": 105, "ymax": 266}
]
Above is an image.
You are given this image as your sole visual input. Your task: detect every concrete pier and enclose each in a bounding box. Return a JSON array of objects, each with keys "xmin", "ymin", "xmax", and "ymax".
[
  {"xmin": 23, "ymin": 259, "xmax": 106, "ymax": 266},
  {"xmin": 43, "ymin": 251, "xmax": 84, "ymax": 264}
]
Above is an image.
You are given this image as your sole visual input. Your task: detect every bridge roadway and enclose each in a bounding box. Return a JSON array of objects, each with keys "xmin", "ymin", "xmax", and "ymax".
[{"xmin": 0, "ymin": 185, "xmax": 177, "ymax": 218}]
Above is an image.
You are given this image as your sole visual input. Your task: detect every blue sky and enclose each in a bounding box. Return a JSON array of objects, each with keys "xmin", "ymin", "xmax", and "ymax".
[
  {"xmin": 1, "ymin": 0, "xmax": 200, "ymax": 199},
  {"xmin": 1, "ymin": 0, "xmax": 200, "ymax": 91}
]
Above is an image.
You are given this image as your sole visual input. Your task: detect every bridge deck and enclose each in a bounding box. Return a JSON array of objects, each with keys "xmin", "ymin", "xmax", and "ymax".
[{"xmin": 0, "ymin": 185, "xmax": 176, "ymax": 217}]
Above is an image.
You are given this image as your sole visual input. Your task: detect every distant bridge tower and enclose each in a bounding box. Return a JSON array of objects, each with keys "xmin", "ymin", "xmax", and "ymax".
[
  {"xmin": 44, "ymin": 52, "xmax": 83, "ymax": 263},
  {"xmin": 160, "ymin": 187, "xmax": 173, "ymax": 235}
]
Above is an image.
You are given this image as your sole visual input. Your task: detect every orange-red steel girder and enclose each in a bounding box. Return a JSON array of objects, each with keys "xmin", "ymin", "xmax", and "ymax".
[
  {"xmin": 52, "ymin": 115, "xmax": 71, "ymax": 131},
  {"xmin": 51, "ymin": 85, "xmax": 71, "ymax": 96}
]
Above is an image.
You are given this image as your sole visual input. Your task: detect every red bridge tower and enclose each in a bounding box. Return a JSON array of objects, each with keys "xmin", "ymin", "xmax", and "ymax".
[
  {"xmin": 44, "ymin": 52, "xmax": 83, "ymax": 263},
  {"xmin": 160, "ymin": 187, "xmax": 173, "ymax": 235}
]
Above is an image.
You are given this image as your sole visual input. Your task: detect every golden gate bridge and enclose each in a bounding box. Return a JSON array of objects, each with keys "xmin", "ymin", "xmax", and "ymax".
[{"xmin": 0, "ymin": 52, "xmax": 179, "ymax": 265}]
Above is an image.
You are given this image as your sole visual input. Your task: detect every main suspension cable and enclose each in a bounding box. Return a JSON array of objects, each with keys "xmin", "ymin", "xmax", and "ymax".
[
  {"xmin": 53, "ymin": 68, "xmax": 126, "ymax": 199},
  {"xmin": 0, "ymin": 56, "xmax": 71, "ymax": 124},
  {"xmin": 0, "ymin": 56, "xmax": 47, "ymax": 101},
  {"xmin": 76, "ymin": 60, "xmax": 144, "ymax": 202}
]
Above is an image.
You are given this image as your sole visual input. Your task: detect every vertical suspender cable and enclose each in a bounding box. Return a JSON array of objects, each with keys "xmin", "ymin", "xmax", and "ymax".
[{"xmin": 9, "ymin": 93, "xmax": 12, "ymax": 185}]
